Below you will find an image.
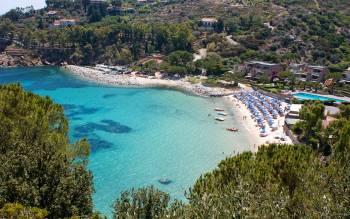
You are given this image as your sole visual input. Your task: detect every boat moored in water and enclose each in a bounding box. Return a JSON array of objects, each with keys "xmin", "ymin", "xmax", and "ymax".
[
  {"xmin": 214, "ymin": 108, "xmax": 225, "ymax": 112},
  {"xmin": 218, "ymin": 112, "xmax": 228, "ymax": 116},
  {"xmin": 215, "ymin": 117, "xmax": 225, "ymax": 121},
  {"xmin": 158, "ymin": 178, "xmax": 172, "ymax": 185}
]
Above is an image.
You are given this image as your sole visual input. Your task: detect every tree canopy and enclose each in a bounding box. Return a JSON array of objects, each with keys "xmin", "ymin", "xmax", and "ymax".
[
  {"xmin": 292, "ymin": 101, "xmax": 325, "ymax": 149},
  {"xmin": 0, "ymin": 84, "xmax": 93, "ymax": 218},
  {"xmin": 113, "ymin": 142, "xmax": 350, "ymax": 218}
]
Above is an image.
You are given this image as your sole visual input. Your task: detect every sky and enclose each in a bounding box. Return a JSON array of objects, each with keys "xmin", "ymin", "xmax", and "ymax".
[{"xmin": 0, "ymin": 0, "xmax": 46, "ymax": 15}]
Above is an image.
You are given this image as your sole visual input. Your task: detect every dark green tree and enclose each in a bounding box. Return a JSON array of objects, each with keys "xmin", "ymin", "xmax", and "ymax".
[
  {"xmin": 114, "ymin": 186, "xmax": 170, "ymax": 219},
  {"xmin": 0, "ymin": 203, "xmax": 48, "ymax": 219},
  {"xmin": 214, "ymin": 18, "xmax": 224, "ymax": 33},
  {"xmin": 196, "ymin": 53, "xmax": 226, "ymax": 76},
  {"xmin": 293, "ymin": 101, "xmax": 325, "ymax": 149},
  {"xmin": 166, "ymin": 50, "xmax": 193, "ymax": 66},
  {"xmin": 0, "ymin": 84, "xmax": 93, "ymax": 218},
  {"xmin": 114, "ymin": 143, "xmax": 350, "ymax": 218}
]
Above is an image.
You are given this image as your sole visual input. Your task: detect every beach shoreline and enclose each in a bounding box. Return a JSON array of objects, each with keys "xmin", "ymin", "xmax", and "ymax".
[
  {"xmin": 63, "ymin": 65, "xmax": 291, "ymax": 152},
  {"xmin": 63, "ymin": 65, "xmax": 233, "ymax": 97}
]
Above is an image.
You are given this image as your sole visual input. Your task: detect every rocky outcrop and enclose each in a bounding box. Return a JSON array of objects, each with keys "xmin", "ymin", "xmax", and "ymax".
[{"xmin": 0, "ymin": 53, "xmax": 44, "ymax": 67}]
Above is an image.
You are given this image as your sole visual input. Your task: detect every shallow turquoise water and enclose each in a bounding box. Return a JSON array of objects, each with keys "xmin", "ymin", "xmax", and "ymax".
[
  {"xmin": 293, "ymin": 92, "xmax": 346, "ymax": 102},
  {"xmin": 0, "ymin": 67, "xmax": 253, "ymax": 217}
]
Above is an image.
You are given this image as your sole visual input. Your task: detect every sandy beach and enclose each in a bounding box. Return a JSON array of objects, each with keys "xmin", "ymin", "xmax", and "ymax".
[
  {"xmin": 225, "ymin": 94, "xmax": 293, "ymax": 152},
  {"xmin": 63, "ymin": 65, "xmax": 232, "ymax": 97},
  {"xmin": 64, "ymin": 65, "xmax": 292, "ymax": 152}
]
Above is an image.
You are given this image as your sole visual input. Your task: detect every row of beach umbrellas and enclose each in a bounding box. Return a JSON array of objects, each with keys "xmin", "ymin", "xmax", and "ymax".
[{"xmin": 233, "ymin": 91, "xmax": 286, "ymax": 131}]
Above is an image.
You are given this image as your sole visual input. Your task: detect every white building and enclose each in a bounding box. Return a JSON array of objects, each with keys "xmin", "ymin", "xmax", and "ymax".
[
  {"xmin": 46, "ymin": 10, "xmax": 58, "ymax": 17},
  {"xmin": 53, "ymin": 19, "xmax": 77, "ymax": 28},
  {"xmin": 200, "ymin": 18, "xmax": 218, "ymax": 29}
]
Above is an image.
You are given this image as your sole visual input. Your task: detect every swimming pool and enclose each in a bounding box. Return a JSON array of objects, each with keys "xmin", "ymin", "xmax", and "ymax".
[{"xmin": 293, "ymin": 92, "xmax": 346, "ymax": 103}]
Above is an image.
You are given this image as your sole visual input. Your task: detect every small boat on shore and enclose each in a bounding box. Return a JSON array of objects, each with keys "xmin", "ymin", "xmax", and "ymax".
[
  {"xmin": 226, "ymin": 128, "xmax": 238, "ymax": 132},
  {"xmin": 215, "ymin": 117, "xmax": 225, "ymax": 122},
  {"xmin": 214, "ymin": 108, "xmax": 225, "ymax": 112},
  {"xmin": 218, "ymin": 112, "xmax": 228, "ymax": 116},
  {"xmin": 260, "ymin": 133, "xmax": 269, "ymax": 137}
]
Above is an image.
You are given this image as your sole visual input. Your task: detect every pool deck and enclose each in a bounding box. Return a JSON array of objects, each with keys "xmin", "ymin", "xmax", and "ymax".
[{"xmin": 292, "ymin": 91, "xmax": 350, "ymax": 103}]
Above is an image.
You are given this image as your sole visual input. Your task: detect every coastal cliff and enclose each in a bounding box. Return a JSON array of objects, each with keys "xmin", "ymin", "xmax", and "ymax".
[
  {"xmin": 0, "ymin": 45, "xmax": 44, "ymax": 67},
  {"xmin": 0, "ymin": 52, "xmax": 43, "ymax": 67}
]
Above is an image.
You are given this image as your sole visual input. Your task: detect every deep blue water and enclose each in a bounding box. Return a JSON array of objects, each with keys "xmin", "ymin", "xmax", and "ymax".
[{"xmin": 0, "ymin": 67, "xmax": 253, "ymax": 217}]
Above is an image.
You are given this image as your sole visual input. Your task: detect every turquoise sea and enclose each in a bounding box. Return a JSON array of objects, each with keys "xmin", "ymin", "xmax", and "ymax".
[{"xmin": 0, "ymin": 67, "xmax": 253, "ymax": 217}]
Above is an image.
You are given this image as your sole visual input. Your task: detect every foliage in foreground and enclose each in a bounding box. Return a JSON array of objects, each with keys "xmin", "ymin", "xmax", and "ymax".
[
  {"xmin": 113, "ymin": 102, "xmax": 350, "ymax": 218},
  {"xmin": 0, "ymin": 84, "xmax": 349, "ymax": 218},
  {"xmin": 114, "ymin": 143, "xmax": 350, "ymax": 218},
  {"xmin": 0, "ymin": 84, "xmax": 93, "ymax": 218},
  {"xmin": 0, "ymin": 203, "xmax": 48, "ymax": 219},
  {"xmin": 114, "ymin": 123, "xmax": 350, "ymax": 218},
  {"xmin": 293, "ymin": 102, "xmax": 350, "ymax": 156},
  {"xmin": 114, "ymin": 186, "xmax": 171, "ymax": 219}
]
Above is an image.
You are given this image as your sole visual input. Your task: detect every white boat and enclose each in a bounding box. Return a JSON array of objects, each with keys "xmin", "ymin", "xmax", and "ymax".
[
  {"xmin": 215, "ymin": 117, "xmax": 225, "ymax": 121},
  {"xmin": 214, "ymin": 108, "xmax": 225, "ymax": 112},
  {"xmin": 218, "ymin": 112, "xmax": 228, "ymax": 116}
]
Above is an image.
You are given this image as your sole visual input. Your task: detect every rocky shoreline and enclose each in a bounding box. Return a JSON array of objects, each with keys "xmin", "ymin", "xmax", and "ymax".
[
  {"xmin": 0, "ymin": 53, "xmax": 44, "ymax": 67},
  {"xmin": 63, "ymin": 65, "xmax": 234, "ymax": 97}
]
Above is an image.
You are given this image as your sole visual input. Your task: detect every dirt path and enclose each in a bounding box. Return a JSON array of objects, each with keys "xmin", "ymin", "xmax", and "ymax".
[
  {"xmin": 226, "ymin": 35, "xmax": 239, "ymax": 46},
  {"xmin": 193, "ymin": 48, "xmax": 207, "ymax": 61}
]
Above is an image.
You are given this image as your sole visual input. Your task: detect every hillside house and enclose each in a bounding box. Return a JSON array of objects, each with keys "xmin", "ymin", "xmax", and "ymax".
[
  {"xmin": 289, "ymin": 63, "xmax": 329, "ymax": 83},
  {"xmin": 244, "ymin": 61, "xmax": 283, "ymax": 81},
  {"xmin": 52, "ymin": 19, "xmax": 77, "ymax": 28},
  {"xmin": 289, "ymin": 63, "xmax": 308, "ymax": 82},
  {"xmin": 200, "ymin": 18, "xmax": 218, "ymax": 29},
  {"xmin": 46, "ymin": 10, "xmax": 58, "ymax": 17},
  {"xmin": 89, "ymin": 0, "xmax": 107, "ymax": 4},
  {"xmin": 307, "ymin": 65, "xmax": 329, "ymax": 83}
]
